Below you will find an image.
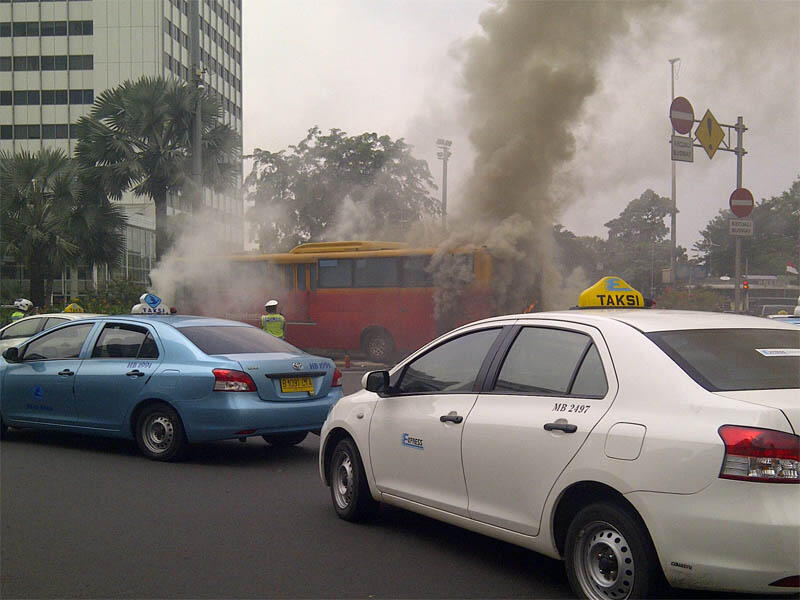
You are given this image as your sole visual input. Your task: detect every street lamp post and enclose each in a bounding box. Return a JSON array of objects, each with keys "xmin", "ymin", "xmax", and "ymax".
[
  {"xmin": 190, "ymin": 0, "xmax": 203, "ymax": 213},
  {"xmin": 436, "ymin": 138, "xmax": 452, "ymax": 228}
]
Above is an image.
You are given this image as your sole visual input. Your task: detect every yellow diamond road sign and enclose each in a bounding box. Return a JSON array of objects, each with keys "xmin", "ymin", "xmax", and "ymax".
[{"xmin": 695, "ymin": 109, "xmax": 725, "ymax": 159}]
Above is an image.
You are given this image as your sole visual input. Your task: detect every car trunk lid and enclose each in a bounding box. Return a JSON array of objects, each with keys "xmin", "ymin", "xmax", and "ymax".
[
  {"xmin": 714, "ymin": 389, "xmax": 800, "ymax": 433},
  {"xmin": 213, "ymin": 353, "xmax": 336, "ymax": 402}
]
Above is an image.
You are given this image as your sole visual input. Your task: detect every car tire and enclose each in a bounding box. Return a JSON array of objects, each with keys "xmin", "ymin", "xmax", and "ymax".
[
  {"xmin": 329, "ymin": 437, "xmax": 378, "ymax": 522},
  {"xmin": 262, "ymin": 431, "xmax": 307, "ymax": 446},
  {"xmin": 565, "ymin": 502, "xmax": 659, "ymax": 600},
  {"xmin": 0, "ymin": 414, "xmax": 7, "ymax": 439},
  {"xmin": 135, "ymin": 403, "xmax": 187, "ymax": 462},
  {"xmin": 364, "ymin": 330, "xmax": 395, "ymax": 363}
]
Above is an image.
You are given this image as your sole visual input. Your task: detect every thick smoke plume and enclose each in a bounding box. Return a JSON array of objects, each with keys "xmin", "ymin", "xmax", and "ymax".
[
  {"xmin": 149, "ymin": 212, "xmax": 279, "ymax": 322},
  {"xmin": 437, "ymin": 0, "xmax": 664, "ymax": 314}
]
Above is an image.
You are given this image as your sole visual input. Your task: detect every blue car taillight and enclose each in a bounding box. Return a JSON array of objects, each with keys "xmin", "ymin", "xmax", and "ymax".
[{"xmin": 212, "ymin": 369, "xmax": 257, "ymax": 392}]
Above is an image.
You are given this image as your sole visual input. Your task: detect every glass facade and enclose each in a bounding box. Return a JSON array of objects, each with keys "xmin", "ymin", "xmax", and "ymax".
[{"xmin": 0, "ymin": 0, "xmax": 244, "ymax": 294}]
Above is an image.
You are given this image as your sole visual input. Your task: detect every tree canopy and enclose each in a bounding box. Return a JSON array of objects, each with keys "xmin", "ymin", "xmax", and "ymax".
[
  {"xmin": 246, "ymin": 127, "xmax": 440, "ymax": 251},
  {"xmin": 554, "ymin": 189, "xmax": 684, "ymax": 296},
  {"xmin": 694, "ymin": 178, "xmax": 799, "ymax": 276},
  {"xmin": 75, "ymin": 76, "xmax": 240, "ymax": 261},
  {"xmin": 0, "ymin": 149, "xmax": 127, "ymax": 308}
]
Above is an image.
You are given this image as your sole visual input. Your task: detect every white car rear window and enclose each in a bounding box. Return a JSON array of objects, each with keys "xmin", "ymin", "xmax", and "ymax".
[{"xmin": 647, "ymin": 328, "xmax": 800, "ymax": 391}]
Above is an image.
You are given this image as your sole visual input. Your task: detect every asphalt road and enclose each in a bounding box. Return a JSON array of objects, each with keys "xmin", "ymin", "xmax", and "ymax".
[{"xmin": 0, "ymin": 371, "xmax": 768, "ymax": 599}]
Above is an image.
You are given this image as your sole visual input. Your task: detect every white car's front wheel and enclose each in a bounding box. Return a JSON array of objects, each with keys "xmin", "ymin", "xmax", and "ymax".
[
  {"xmin": 565, "ymin": 502, "xmax": 660, "ymax": 600},
  {"xmin": 329, "ymin": 437, "xmax": 377, "ymax": 521}
]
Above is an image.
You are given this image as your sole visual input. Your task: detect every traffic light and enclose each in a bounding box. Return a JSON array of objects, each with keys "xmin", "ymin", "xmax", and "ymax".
[{"xmin": 743, "ymin": 280, "xmax": 749, "ymax": 290}]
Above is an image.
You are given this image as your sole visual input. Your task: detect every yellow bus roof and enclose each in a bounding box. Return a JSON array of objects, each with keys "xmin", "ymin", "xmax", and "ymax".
[
  {"xmin": 289, "ymin": 241, "xmax": 410, "ymax": 254},
  {"xmin": 228, "ymin": 242, "xmax": 486, "ymax": 263}
]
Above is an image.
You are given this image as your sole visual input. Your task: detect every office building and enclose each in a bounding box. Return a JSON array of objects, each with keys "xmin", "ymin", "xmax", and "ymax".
[{"xmin": 0, "ymin": 0, "xmax": 243, "ymax": 301}]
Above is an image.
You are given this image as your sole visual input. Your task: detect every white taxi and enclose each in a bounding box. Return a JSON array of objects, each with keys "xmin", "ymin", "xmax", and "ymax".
[{"xmin": 319, "ymin": 277, "xmax": 800, "ymax": 599}]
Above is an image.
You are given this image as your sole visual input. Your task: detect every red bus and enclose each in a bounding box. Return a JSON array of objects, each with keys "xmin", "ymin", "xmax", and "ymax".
[{"xmin": 183, "ymin": 241, "xmax": 494, "ymax": 362}]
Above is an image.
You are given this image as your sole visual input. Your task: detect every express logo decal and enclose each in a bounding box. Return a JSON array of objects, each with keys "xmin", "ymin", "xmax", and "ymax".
[{"xmin": 402, "ymin": 433, "xmax": 424, "ymax": 450}]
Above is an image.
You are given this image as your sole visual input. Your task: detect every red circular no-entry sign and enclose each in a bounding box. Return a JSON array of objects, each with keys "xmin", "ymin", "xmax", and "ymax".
[
  {"xmin": 669, "ymin": 96, "xmax": 694, "ymax": 134},
  {"xmin": 729, "ymin": 187, "xmax": 754, "ymax": 218}
]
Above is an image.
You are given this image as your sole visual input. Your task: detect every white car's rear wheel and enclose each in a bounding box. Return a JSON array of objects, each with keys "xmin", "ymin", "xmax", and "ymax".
[{"xmin": 565, "ymin": 503, "xmax": 659, "ymax": 600}]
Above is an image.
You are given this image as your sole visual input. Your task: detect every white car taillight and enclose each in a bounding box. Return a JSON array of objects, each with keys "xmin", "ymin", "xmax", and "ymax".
[
  {"xmin": 212, "ymin": 369, "xmax": 257, "ymax": 392},
  {"xmin": 718, "ymin": 425, "xmax": 800, "ymax": 483}
]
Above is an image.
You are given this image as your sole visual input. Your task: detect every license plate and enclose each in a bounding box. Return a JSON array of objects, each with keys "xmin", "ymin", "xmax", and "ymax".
[{"xmin": 280, "ymin": 376, "xmax": 314, "ymax": 393}]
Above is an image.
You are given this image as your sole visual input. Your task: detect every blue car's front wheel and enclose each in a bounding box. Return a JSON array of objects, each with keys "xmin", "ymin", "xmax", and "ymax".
[{"xmin": 135, "ymin": 403, "xmax": 187, "ymax": 462}]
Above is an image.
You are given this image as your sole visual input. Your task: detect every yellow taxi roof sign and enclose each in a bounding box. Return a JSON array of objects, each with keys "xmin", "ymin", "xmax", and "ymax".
[{"xmin": 578, "ymin": 276, "xmax": 645, "ymax": 308}]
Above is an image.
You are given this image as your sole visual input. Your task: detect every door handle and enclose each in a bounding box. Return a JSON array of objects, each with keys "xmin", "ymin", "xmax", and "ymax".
[
  {"xmin": 440, "ymin": 412, "xmax": 463, "ymax": 424},
  {"xmin": 58, "ymin": 369, "xmax": 74, "ymax": 376},
  {"xmin": 544, "ymin": 422, "xmax": 577, "ymax": 433},
  {"xmin": 126, "ymin": 369, "xmax": 145, "ymax": 378}
]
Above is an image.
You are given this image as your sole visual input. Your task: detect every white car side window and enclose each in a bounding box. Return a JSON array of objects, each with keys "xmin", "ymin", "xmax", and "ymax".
[
  {"xmin": 494, "ymin": 327, "xmax": 607, "ymax": 397},
  {"xmin": 396, "ymin": 328, "xmax": 500, "ymax": 394},
  {"xmin": 1, "ymin": 317, "xmax": 42, "ymax": 339}
]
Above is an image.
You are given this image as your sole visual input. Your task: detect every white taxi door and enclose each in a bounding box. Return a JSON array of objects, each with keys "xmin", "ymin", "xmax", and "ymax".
[
  {"xmin": 369, "ymin": 327, "xmax": 505, "ymax": 517},
  {"xmin": 461, "ymin": 322, "xmax": 617, "ymax": 535}
]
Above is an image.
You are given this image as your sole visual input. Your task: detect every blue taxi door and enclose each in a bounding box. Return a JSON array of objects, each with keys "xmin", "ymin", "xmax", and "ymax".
[
  {"xmin": 73, "ymin": 322, "xmax": 162, "ymax": 431},
  {"xmin": 1, "ymin": 323, "xmax": 95, "ymax": 426}
]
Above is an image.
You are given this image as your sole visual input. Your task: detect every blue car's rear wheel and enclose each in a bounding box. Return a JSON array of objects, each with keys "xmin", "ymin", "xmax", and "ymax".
[
  {"xmin": 135, "ymin": 403, "xmax": 187, "ymax": 461},
  {"xmin": 262, "ymin": 432, "xmax": 307, "ymax": 446}
]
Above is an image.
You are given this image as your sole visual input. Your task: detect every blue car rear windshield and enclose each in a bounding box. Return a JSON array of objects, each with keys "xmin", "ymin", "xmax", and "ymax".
[
  {"xmin": 178, "ymin": 326, "xmax": 301, "ymax": 355},
  {"xmin": 647, "ymin": 328, "xmax": 800, "ymax": 391}
]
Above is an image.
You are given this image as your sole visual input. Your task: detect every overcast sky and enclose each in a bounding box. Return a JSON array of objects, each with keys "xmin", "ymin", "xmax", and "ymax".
[{"xmin": 241, "ymin": 0, "xmax": 800, "ymax": 254}]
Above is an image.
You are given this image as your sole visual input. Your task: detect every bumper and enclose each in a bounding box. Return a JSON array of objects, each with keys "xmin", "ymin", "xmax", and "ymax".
[
  {"xmin": 628, "ymin": 480, "xmax": 800, "ymax": 594},
  {"xmin": 175, "ymin": 389, "xmax": 342, "ymax": 442}
]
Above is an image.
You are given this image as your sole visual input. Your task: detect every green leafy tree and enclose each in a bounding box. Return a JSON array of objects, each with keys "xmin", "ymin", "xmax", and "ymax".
[
  {"xmin": 603, "ymin": 189, "xmax": 684, "ymax": 293},
  {"xmin": 694, "ymin": 178, "xmax": 800, "ymax": 276},
  {"xmin": 75, "ymin": 76, "xmax": 240, "ymax": 262},
  {"xmin": 246, "ymin": 127, "xmax": 440, "ymax": 250},
  {"xmin": 0, "ymin": 149, "xmax": 127, "ymax": 308},
  {"xmin": 552, "ymin": 225, "xmax": 604, "ymax": 282},
  {"xmin": 655, "ymin": 286, "xmax": 726, "ymax": 311}
]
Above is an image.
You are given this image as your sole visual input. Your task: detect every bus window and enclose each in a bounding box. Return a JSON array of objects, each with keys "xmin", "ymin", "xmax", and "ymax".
[
  {"xmin": 309, "ymin": 263, "xmax": 317, "ymax": 290},
  {"xmin": 319, "ymin": 259, "xmax": 353, "ymax": 288},
  {"xmin": 354, "ymin": 258, "xmax": 400, "ymax": 287},
  {"xmin": 282, "ymin": 264, "xmax": 294, "ymax": 289},
  {"xmin": 297, "ymin": 264, "xmax": 306, "ymax": 290},
  {"xmin": 403, "ymin": 256, "xmax": 433, "ymax": 287}
]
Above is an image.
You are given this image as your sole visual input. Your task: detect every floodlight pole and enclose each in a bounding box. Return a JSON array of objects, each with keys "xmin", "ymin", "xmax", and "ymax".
[{"xmin": 436, "ymin": 138, "xmax": 452, "ymax": 229}]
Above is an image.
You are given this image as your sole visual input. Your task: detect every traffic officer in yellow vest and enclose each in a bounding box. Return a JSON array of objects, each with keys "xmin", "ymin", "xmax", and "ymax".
[
  {"xmin": 11, "ymin": 298, "xmax": 33, "ymax": 322},
  {"xmin": 261, "ymin": 300, "xmax": 286, "ymax": 339}
]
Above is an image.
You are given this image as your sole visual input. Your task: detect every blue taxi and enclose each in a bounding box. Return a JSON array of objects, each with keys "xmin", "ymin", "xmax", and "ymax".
[{"xmin": 0, "ymin": 313, "xmax": 343, "ymax": 460}]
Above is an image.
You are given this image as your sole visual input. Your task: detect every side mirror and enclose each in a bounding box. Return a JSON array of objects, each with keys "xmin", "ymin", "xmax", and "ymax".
[
  {"xmin": 362, "ymin": 370, "xmax": 390, "ymax": 394},
  {"xmin": 2, "ymin": 346, "xmax": 19, "ymax": 362}
]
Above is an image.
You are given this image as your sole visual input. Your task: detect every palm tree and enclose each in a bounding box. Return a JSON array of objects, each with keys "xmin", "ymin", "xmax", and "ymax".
[
  {"xmin": 0, "ymin": 149, "xmax": 127, "ymax": 308},
  {"xmin": 74, "ymin": 76, "xmax": 240, "ymax": 262}
]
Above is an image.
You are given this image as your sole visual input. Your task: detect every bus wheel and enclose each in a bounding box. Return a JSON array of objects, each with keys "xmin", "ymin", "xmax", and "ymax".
[{"xmin": 364, "ymin": 330, "xmax": 395, "ymax": 363}]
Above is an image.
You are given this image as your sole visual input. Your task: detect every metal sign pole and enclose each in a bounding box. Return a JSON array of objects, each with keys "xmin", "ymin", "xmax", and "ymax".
[
  {"xmin": 734, "ymin": 116, "xmax": 745, "ymax": 313},
  {"xmin": 669, "ymin": 59, "xmax": 680, "ymax": 277}
]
